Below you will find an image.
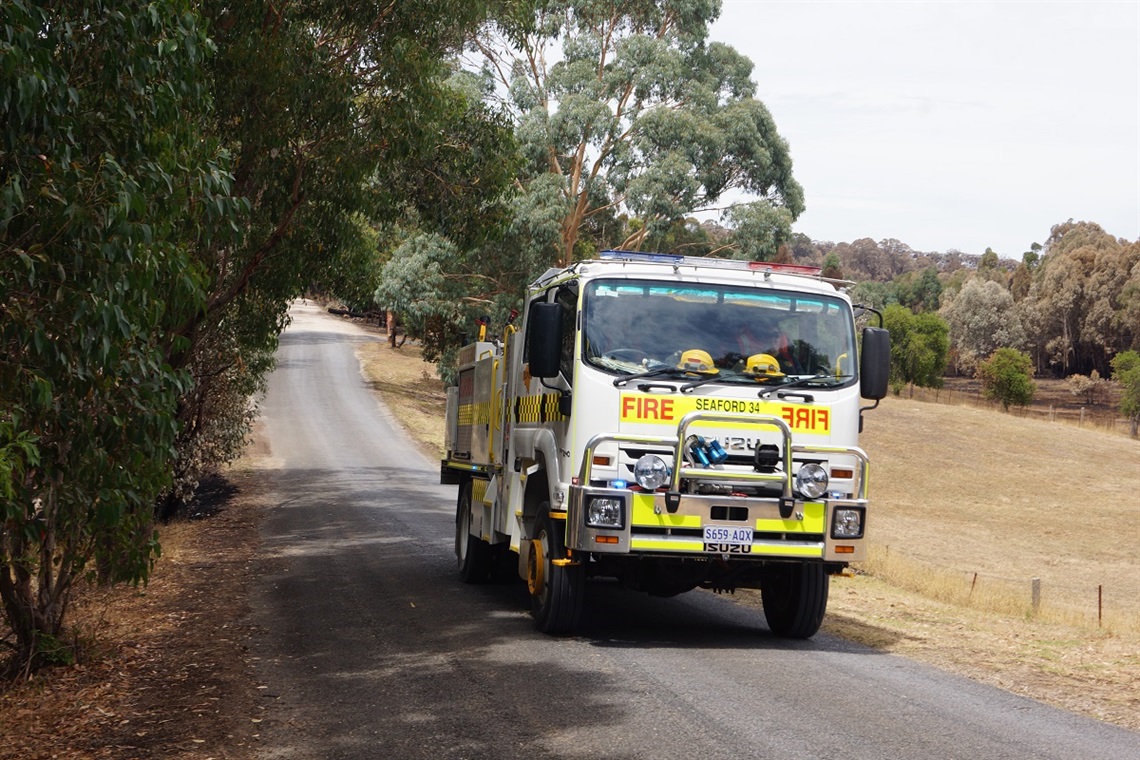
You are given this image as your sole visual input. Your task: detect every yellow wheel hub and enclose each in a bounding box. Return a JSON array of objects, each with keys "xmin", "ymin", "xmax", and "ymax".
[{"xmin": 527, "ymin": 537, "xmax": 545, "ymax": 595}]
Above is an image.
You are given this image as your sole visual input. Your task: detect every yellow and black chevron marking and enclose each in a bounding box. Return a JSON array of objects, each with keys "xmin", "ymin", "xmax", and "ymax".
[
  {"xmin": 457, "ymin": 400, "xmax": 492, "ymax": 428},
  {"xmin": 514, "ymin": 392, "xmax": 566, "ymax": 423}
]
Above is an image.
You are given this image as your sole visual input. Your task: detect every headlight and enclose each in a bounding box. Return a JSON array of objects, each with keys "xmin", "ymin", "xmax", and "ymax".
[
  {"xmin": 794, "ymin": 463, "xmax": 828, "ymax": 499},
  {"xmin": 832, "ymin": 507, "xmax": 865, "ymax": 539},
  {"xmin": 633, "ymin": 454, "xmax": 670, "ymax": 490},
  {"xmin": 586, "ymin": 496, "xmax": 625, "ymax": 528}
]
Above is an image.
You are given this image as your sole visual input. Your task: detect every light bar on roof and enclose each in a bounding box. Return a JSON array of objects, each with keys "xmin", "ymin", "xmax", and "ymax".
[
  {"xmin": 599, "ymin": 250, "xmax": 685, "ymax": 265},
  {"xmin": 597, "ymin": 250, "xmax": 822, "ymax": 277},
  {"xmin": 749, "ymin": 262, "xmax": 824, "ymax": 276}
]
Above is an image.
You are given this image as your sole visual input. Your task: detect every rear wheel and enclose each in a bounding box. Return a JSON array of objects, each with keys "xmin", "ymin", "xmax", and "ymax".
[
  {"xmin": 760, "ymin": 562, "xmax": 829, "ymax": 639},
  {"xmin": 528, "ymin": 506, "xmax": 584, "ymax": 634},
  {"xmin": 456, "ymin": 480, "xmax": 492, "ymax": 583}
]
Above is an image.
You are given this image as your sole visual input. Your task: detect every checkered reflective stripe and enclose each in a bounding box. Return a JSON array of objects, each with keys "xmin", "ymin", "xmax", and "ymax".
[{"xmin": 513, "ymin": 392, "xmax": 566, "ymax": 423}]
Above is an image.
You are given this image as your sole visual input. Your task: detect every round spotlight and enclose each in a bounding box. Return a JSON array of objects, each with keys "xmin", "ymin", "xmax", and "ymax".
[
  {"xmin": 795, "ymin": 463, "xmax": 829, "ymax": 499},
  {"xmin": 633, "ymin": 455, "xmax": 670, "ymax": 490}
]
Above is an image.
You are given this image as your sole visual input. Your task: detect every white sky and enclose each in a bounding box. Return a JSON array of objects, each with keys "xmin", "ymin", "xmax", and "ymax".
[{"xmin": 708, "ymin": 0, "xmax": 1140, "ymax": 258}]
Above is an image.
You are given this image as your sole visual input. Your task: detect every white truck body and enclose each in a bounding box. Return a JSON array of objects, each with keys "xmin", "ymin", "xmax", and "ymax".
[{"xmin": 442, "ymin": 251, "xmax": 890, "ymax": 637}]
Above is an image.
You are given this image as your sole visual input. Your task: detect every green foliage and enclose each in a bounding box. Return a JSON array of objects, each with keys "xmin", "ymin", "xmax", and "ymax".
[
  {"xmin": 821, "ymin": 252, "xmax": 843, "ymax": 280},
  {"xmin": 642, "ymin": 217, "xmax": 717, "ymax": 258},
  {"xmin": 978, "ymin": 248, "xmax": 1000, "ymax": 272},
  {"xmin": 1, "ymin": 0, "xmax": 227, "ymax": 671},
  {"xmin": 893, "ymin": 267, "xmax": 942, "ymax": 313},
  {"xmin": 376, "ymin": 0, "xmax": 805, "ymax": 376},
  {"xmin": 375, "ymin": 233, "xmax": 466, "ymax": 372},
  {"xmin": 1022, "ymin": 243, "xmax": 1042, "ymax": 269},
  {"xmin": 849, "ymin": 281, "xmax": 895, "ymax": 312},
  {"xmin": 2, "ymin": 0, "xmax": 517, "ymax": 671},
  {"xmin": 478, "ymin": 0, "xmax": 803, "ymax": 264},
  {"xmin": 978, "ymin": 348, "xmax": 1036, "ymax": 411},
  {"xmin": 1022, "ymin": 222, "xmax": 1139, "ymax": 377},
  {"xmin": 725, "ymin": 203, "xmax": 795, "ymax": 262},
  {"xmin": 157, "ymin": 1, "xmax": 515, "ymax": 507},
  {"xmin": 375, "ymin": 138, "xmax": 555, "ymax": 379},
  {"xmin": 1110, "ymin": 350, "xmax": 1140, "ymax": 435},
  {"xmin": 882, "ymin": 305, "xmax": 949, "ymax": 391}
]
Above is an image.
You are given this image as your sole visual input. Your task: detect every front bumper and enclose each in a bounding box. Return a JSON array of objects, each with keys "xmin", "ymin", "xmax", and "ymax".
[{"xmin": 564, "ymin": 411, "xmax": 869, "ymax": 563}]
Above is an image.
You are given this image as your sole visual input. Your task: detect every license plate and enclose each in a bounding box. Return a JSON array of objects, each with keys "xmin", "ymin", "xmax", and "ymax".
[{"xmin": 702, "ymin": 524, "xmax": 753, "ymax": 546}]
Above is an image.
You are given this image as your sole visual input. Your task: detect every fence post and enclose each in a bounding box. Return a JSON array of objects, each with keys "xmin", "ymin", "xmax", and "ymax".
[
  {"xmin": 1031, "ymin": 577, "xmax": 1041, "ymax": 613},
  {"xmin": 1098, "ymin": 584, "xmax": 1103, "ymax": 628}
]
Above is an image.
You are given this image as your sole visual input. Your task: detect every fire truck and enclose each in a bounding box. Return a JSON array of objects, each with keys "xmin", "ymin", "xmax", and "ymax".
[{"xmin": 441, "ymin": 251, "xmax": 890, "ymax": 638}]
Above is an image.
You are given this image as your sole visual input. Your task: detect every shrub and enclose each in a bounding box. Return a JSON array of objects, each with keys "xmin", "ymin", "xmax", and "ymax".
[{"xmin": 978, "ymin": 348, "xmax": 1036, "ymax": 411}]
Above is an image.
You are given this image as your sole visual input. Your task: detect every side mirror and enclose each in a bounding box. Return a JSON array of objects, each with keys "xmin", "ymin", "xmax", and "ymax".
[
  {"xmin": 528, "ymin": 302, "xmax": 562, "ymax": 379},
  {"xmin": 860, "ymin": 327, "xmax": 890, "ymax": 400}
]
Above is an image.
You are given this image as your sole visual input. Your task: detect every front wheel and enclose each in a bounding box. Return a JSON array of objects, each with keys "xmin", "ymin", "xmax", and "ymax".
[
  {"xmin": 456, "ymin": 480, "xmax": 492, "ymax": 583},
  {"xmin": 528, "ymin": 507, "xmax": 584, "ymax": 634},
  {"xmin": 760, "ymin": 562, "xmax": 829, "ymax": 639}
]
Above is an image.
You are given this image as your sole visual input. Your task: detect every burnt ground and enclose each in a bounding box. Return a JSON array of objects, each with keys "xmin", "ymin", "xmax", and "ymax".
[{"xmin": 0, "ymin": 469, "xmax": 265, "ymax": 760}]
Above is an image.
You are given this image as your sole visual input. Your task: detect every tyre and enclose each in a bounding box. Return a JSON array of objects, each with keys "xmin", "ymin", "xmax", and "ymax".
[
  {"xmin": 456, "ymin": 480, "xmax": 492, "ymax": 583},
  {"xmin": 760, "ymin": 562, "xmax": 829, "ymax": 639},
  {"xmin": 528, "ymin": 506, "xmax": 584, "ymax": 634}
]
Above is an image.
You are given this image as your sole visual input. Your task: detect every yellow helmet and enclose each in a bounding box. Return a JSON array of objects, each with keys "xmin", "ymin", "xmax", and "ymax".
[
  {"xmin": 677, "ymin": 349, "xmax": 717, "ymax": 373},
  {"xmin": 744, "ymin": 353, "xmax": 784, "ymax": 378}
]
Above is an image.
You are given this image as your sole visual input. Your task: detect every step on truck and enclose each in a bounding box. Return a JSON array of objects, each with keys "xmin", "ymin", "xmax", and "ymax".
[{"xmin": 441, "ymin": 251, "xmax": 890, "ymax": 638}]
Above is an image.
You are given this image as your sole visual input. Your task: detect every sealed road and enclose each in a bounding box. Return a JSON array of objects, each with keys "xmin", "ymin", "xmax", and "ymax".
[{"xmin": 248, "ymin": 303, "xmax": 1137, "ymax": 759}]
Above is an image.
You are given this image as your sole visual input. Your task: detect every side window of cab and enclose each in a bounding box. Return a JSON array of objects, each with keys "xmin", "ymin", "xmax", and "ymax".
[
  {"xmin": 555, "ymin": 285, "xmax": 578, "ymax": 382},
  {"xmin": 521, "ymin": 283, "xmax": 578, "ymax": 386}
]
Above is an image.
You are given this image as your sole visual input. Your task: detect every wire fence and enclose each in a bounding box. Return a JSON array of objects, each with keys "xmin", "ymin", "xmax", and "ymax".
[
  {"xmin": 863, "ymin": 544, "xmax": 1140, "ymax": 633},
  {"xmin": 899, "ymin": 384, "xmax": 1136, "ymax": 437}
]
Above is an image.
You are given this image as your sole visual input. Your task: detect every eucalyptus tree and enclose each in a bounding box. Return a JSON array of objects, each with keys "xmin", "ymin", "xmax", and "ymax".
[
  {"xmin": 882, "ymin": 305, "xmax": 949, "ymax": 391},
  {"xmin": 1, "ymin": 1, "xmax": 232, "ymax": 672},
  {"xmin": 833, "ymin": 238, "xmax": 896, "ymax": 282},
  {"xmin": 940, "ymin": 278, "xmax": 1026, "ymax": 376},
  {"xmin": 820, "ymin": 252, "xmax": 844, "ymax": 281},
  {"xmin": 0, "ymin": 0, "xmax": 517, "ymax": 673},
  {"xmin": 161, "ymin": 0, "xmax": 517, "ymax": 511},
  {"xmin": 893, "ymin": 266, "xmax": 942, "ymax": 313},
  {"xmin": 473, "ymin": 0, "xmax": 804, "ymax": 265},
  {"xmin": 1110, "ymin": 350, "xmax": 1140, "ymax": 437},
  {"xmin": 1022, "ymin": 221, "xmax": 1139, "ymax": 376}
]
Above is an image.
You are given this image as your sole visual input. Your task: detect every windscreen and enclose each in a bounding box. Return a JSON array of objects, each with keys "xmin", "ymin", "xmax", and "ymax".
[{"xmin": 582, "ymin": 279, "xmax": 857, "ymax": 389}]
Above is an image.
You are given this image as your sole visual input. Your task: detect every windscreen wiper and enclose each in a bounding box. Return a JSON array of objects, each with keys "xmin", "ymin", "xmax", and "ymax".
[
  {"xmin": 613, "ymin": 366, "xmax": 715, "ymax": 388},
  {"xmin": 679, "ymin": 373, "xmax": 737, "ymax": 393},
  {"xmin": 758, "ymin": 373, "xmax": 851, "ymax": 398}
]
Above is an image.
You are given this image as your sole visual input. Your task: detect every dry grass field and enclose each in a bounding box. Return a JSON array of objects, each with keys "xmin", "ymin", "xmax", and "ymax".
[
  {"xmin": 862, "ymin": 397, "xmax": 1138, "ymax": 626},
  {"xmin": 355, "ymin": 333, "xmax": 1140, "ymax": 730}
]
